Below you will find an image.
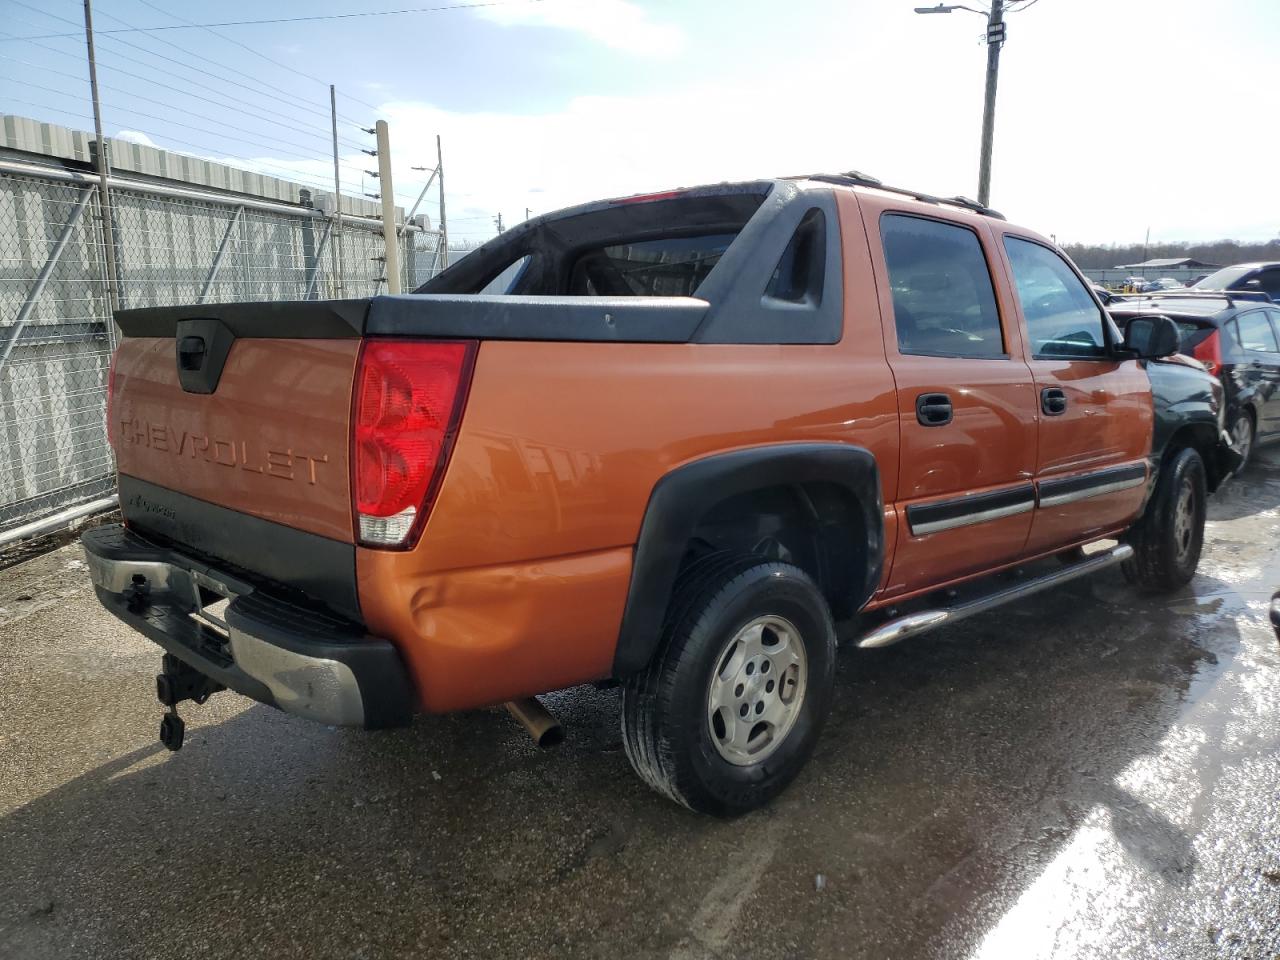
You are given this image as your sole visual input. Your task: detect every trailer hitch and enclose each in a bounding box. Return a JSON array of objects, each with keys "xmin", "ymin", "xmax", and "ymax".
[{"xmin": 156, "ymin": 653, "xmax": 225, "ymax": 751}]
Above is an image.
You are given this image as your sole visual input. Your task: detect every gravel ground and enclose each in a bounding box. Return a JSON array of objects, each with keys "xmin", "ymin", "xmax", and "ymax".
[{"xmin": 1, "ymin": 453, "xmax": 1278, "ymax": 960}]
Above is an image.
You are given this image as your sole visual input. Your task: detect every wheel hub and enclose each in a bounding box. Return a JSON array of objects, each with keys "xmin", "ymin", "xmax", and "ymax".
[
  {"xmin": 706, "ymin": 615, "xmax": 808, "ymax": 766},
  {"xmin": 1173, "ymin": 478, "xmax": 1195, "ymax": 561}
]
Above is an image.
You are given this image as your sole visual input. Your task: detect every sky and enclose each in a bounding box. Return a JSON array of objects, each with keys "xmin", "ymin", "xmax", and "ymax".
[{"xmin": 2, "ymin": 0, "xmax": 1279, "ymax": 245}]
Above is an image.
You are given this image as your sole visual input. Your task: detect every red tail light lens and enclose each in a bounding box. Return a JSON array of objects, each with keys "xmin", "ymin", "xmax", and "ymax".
[
  {"xmin": 1191, "ymin": 329, "xmax": 1222, "ymax": 376},
  {"xmin": 352, "ymin": 339, "xmax": 475, "ymax": 548}
]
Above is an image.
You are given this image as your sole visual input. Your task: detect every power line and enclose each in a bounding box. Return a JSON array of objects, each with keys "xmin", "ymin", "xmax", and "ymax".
[
  {"xmin": 120, "ymin": 0, "xmax": 383, "ymax": 119},
  {"xmin": 10, "ymin": 0, "xmax": 358, "ymax": 133},
  {"xmin": 0, "ymin": 56, "xmax": 351, "ymax": 161},
  {"xmin": 3, "ymin": 75, "xmax": 349, "ymax": 170},
  {"xmin": 4, "ymin": 0, "xmax": 547, "ymax": 38},
  {"xmin": 0, "ymin": 20, "xmax": 368, "ymax": 148}
]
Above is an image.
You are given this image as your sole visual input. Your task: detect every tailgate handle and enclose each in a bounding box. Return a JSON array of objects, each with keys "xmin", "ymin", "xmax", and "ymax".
[
  {"xmin": 178, "ymin": 335, "xmax": 207, "ymax": 371},
  {"xmin": 175, "ymin": 318, "xmax": 234, "ymax": 394}
]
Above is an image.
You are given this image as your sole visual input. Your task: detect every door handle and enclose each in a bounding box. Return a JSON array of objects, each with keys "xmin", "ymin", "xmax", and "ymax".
[
  {"xmin": 916, "ymin": 392, "xmax": 953, "ymax": 426},
  {"xmin": 1041, "ymin": 387, "xmax": 1068, "ymax": 416}
]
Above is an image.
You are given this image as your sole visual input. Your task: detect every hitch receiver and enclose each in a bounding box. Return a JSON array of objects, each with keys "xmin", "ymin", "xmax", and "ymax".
[{"xmin": 156, "ymin": 653, "xmax": 225, "ymax": 752}]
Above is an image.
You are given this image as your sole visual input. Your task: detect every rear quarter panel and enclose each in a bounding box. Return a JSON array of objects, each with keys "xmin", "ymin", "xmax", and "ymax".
[{"xmin": 358, "ymin": 193, "xmax": 902, "ymax": 710}]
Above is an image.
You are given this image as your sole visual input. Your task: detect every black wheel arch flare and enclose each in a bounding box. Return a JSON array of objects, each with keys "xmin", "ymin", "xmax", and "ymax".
[{"xmin": 612, "ymin": 443, "xmax": 883, "ymax": 677}]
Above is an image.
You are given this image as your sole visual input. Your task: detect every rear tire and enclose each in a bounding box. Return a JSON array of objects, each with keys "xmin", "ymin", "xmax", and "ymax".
[
  {"xmin": 621, "ymin": 557, "xmax": 836, "ymax": 817},
  {"xmin": 1122, "ymin": 447, "xmax": 1207, "ymax": 592}
]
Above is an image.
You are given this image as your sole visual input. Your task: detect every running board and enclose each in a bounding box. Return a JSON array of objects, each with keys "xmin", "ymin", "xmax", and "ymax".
[{"xmin": 857, "ymin": 543, "xmax": 1134, "ymax": 649}]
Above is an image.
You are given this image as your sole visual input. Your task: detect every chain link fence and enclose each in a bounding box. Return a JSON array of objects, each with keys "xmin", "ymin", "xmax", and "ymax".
[{"xmin": 0, "ymin": 161, "xmax": 445, "ymax": 541}]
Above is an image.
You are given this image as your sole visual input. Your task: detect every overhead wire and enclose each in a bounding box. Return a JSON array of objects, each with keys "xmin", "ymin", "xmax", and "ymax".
[
  {"xmin": 5, "ymin": 0, "xmax": 547, "ymax": 38},
  {"xmin": 3, "ymin": 1, "xmax": 453, "ymax": 231},
  {"xmin": 123, "ymin": 0, "xmax": 385, "ymax": 119},
  {"xmin": 12, "ymin": 0, "xmax": 362, "ymax": 134},
  {"xmin": 0, "ymin": 57, "xmax": 361, "ymax": 161},
  {"xmin": 0, "ymin": 20, "xmax": 368, "ymax": 148}
]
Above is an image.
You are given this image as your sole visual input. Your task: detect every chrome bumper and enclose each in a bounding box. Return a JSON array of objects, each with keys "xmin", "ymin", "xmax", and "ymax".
[{"xmin": 82, "ymin": 525, "xmax": 413, "ymax": 729}]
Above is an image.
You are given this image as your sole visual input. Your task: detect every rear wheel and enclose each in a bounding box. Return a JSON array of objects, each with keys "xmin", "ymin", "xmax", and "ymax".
[
  {"xmin": 1122, "ymin": 447, "xmax": 1207, "ymax": 592},
  {"xmin": 621, "ymin": 557, "xmax": 836, "ymax": 816},
  {"xmin": 1230, "ymin": 410, "xmax": 1255, "ymax": 470}
]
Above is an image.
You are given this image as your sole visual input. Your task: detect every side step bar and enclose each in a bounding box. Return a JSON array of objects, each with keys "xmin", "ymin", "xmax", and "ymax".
[{"xmin": 857, "ymin": 543, "xmax": 1134, "ymax": 649}]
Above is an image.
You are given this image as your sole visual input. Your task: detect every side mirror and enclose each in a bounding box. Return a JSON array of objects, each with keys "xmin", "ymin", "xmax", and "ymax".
[{"xmin": 1124, "ymin": 315, "xmax": 1180, "ymax": 359}]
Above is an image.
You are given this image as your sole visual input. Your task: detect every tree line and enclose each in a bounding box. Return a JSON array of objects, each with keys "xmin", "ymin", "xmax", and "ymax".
[{"xmin": 1062, "ymin": 238, "xmax": 1280, "ymax": 270}]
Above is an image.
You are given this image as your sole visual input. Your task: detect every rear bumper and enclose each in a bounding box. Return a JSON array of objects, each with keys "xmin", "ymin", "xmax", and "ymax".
[{"xmin": 82, "ymin": 524, "xmax": 414, "ymax": 728}]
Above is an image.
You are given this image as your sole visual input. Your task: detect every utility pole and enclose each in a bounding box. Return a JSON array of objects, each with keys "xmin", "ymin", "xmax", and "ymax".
[
  {"xmin": 329, "ymin": 85, "xmax": 345, "ymax": 298},
  {"xmin": 83, "ymin": 0, "xmax": 120, "ymax": 313},
  {"xmin": 525, "ymin": 207, "xmax": 531, "ymax": 221},
  {"xmin": 375, "ymin": 119, "xmax": 402, "ymax": 294},
  {"xmin": 914, "ymin": 1, "xmax": 1009, "ymax": 207},
  {"xmin": 494, "ymin": 212, "xmax": 504, "ymax": 234},
  {"xmin": 976, "ymin": 0, "xmax": 1005, "ymax": 208},
  {"xmin": 436, "ymin": 134, "xmax": 448, "ymax": 269}
]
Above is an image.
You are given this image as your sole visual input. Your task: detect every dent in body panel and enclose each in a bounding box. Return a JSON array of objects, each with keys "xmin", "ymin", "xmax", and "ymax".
[
  {"xmin": 359, "ymin": 194, "xmax": 898, "ymax": 698},
  {"xmin": 357, "ymin": 546, "xmax": 632, "ymax": 712}
]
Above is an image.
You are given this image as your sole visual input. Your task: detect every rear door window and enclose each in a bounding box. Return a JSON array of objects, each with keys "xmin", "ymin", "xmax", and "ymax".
[
  {"xmin": 879, "ymin": 214, "xmax": 1005, "ymax": 358},
  {"xmin": 1237, "ymin": 310, "xmax": 1279, "ymax": 352},
  {"xmin": 1003, "ymin": 236, "xmax": 1108, "ymax": 358}
]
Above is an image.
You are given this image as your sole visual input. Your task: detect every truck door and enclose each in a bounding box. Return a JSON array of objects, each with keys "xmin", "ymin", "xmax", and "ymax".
[
  {"xmin": 862, "ymin": 202, "xmax": 1039, "ymax": 598},
  {"xmin": 997, "ymin": 234, "xmax": 1152, "ymax": 556}
]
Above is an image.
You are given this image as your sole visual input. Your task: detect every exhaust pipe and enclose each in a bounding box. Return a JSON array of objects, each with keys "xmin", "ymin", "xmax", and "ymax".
[{"xmin": 505, "ymin": 697, "xmax": 564, "ymax": 748}]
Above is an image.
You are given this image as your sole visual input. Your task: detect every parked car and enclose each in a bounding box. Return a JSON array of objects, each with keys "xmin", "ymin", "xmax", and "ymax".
[
  {"xmin": 1193, "ymin": 262, "xmax": 1280, "ymax": 302},
  {"xmin": 84, "ymin": 173, "xmax": 1237, "ymax": 816},
  {"xmin": 1110, "ymin": 292, "xmax": 1280, "ymax": 468},
  {"xmin": 1149, "ymin": 278, "xmax": 1186, "ymax": 291}
]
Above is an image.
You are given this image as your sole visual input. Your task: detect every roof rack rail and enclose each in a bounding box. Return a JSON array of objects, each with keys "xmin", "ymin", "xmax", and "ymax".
[
  {"xmin": 805, "ymin": 171, "xmax": 1007, "ymax": 221},
  {"xmin": 1110, "ymin": 290, "xmax": 1272, "ymax": 307}
]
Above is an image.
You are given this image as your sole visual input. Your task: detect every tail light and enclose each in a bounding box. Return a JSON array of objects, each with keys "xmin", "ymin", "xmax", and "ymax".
[
  {"xmin": 105, "ymin": 347, "xmax": 121, "ymax": 449},
  {"xmin": 1191, "ymin": 329, "xmax": 1222, "ymax": 376},
  {"xmin": 352, "ymin": 339, "xmax": 475, "ymax": 549}
]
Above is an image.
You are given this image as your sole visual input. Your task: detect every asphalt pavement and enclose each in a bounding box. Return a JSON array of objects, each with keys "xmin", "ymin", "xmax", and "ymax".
[{"xmin": 2, "ymin": 452, "xmax": 1279, "ymax": 960}]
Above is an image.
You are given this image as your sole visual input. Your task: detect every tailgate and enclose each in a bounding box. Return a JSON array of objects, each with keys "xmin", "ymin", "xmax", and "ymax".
[{"xmin": 111, "ymin": 301, "xmax": 366, "ymax": 615}]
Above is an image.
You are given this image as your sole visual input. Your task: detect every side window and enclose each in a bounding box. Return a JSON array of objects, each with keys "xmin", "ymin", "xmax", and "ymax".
[
  {"xmin": 1267, "ymin": 309, "xmax": 1280, "ymax": 348},
  {"xmin": 1224, "ymin": 318, "xmax": 1243, "ymax": 355},
  {"xmin": 1258, "ymin": 269, "xmax": 1280, "ymax": 299},
  {"xmin": 1237, "ymin": 310, "xmax": 1280, "ymax": 352},
  {"xmin": 1002, "ymin": 236, "xmax": 1108, "ymax": 358},
  {"xmin": 880, "ymin": 214, "xmax": 1005, "ymax": 358}
]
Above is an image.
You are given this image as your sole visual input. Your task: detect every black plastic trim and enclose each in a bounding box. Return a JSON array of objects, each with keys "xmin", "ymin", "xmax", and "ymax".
[
  {"xmin": 1037, "ymin": 463, "xmax": 1148, "ymax": 502},
  {"xmin": 365, "ymin": 294, "xmax": 708, "ymax": 342},
  {"xmin": 612, "ymin": 443, "xmax": 882, "ymax": 677},
  {"xmin": 175, "ymin": 317, "xmax": 235, "ymax": 394},
  {"xmin": 906, "ymin": 483, "xmax": 1035, "ymax": 532},
  {"xmin": 115, "ymin": 299, "xmax": 368, "ymax": 339},
  {"xmin": 118, "ymin": 474, "xmax": 361, "ymax": 622}
]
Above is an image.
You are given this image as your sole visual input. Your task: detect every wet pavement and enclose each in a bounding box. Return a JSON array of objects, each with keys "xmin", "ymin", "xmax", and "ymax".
[{"xmin": 2, "ymin": 454, "xmax": 1279, "ymax": 960}]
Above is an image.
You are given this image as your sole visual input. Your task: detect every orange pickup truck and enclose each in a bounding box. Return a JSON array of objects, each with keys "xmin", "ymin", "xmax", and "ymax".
[{"xmin": 85, "ymin": 173, "xmax": 1236, "ymax": 815}]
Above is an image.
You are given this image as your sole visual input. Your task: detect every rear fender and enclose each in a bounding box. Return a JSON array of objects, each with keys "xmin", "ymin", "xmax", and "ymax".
[{"xmin": 612, "ymin": 443, "xmax": 882, "ymax": 676}]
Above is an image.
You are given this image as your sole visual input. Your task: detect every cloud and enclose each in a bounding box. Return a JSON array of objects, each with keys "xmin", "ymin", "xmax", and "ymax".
[
  {"xmin": 476, "ymin": 0, "xmax": 684, "ymax": 57},
  {"xmin": 114, "ymin": 129, "xmax": 158, "ymax": 147}
]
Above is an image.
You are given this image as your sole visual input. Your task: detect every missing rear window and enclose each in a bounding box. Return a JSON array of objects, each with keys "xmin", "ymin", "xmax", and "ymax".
[{"xmin": 568, "ymin": 234, "xmax": 736, "ymax": 297}]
